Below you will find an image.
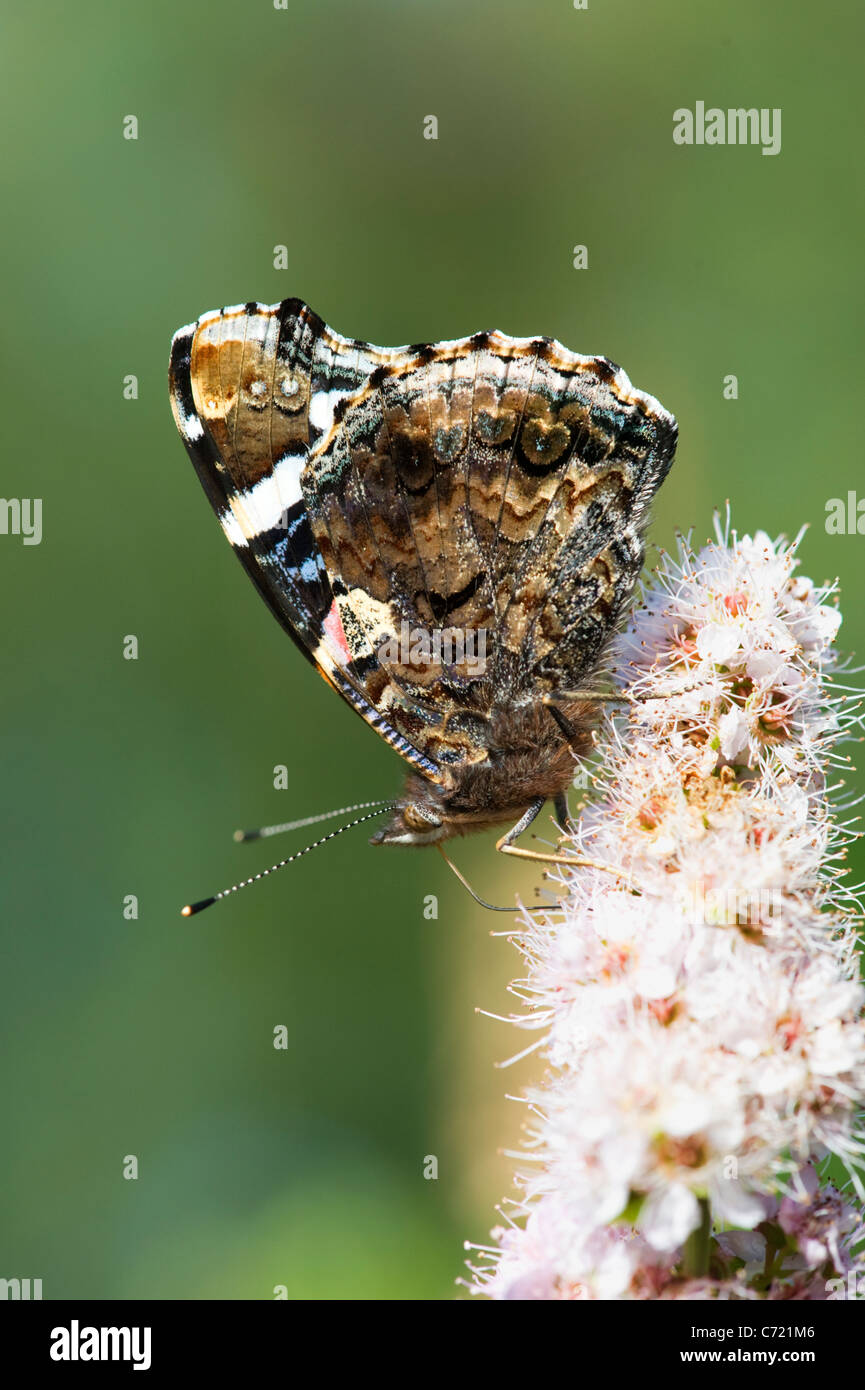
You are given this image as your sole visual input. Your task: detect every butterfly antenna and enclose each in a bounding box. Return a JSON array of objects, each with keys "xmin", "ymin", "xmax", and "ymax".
[
  {"xmin": 233, "ymin": 799, "xmax": 394, "ymax": 842},
  {"xmin": 181, "ymin": 805, "xmax": 396, "ymax": 917}
]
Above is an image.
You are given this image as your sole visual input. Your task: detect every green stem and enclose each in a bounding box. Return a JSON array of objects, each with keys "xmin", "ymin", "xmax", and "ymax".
[{"xmin": 682, "ymin": 1197, "xmax": 712, "ymax": 1279}]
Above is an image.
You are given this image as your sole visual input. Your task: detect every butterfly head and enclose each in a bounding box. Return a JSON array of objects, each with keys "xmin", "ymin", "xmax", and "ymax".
[{"xmin": 368, "ymin": 793, "xmax": 448, "ymax": 846}]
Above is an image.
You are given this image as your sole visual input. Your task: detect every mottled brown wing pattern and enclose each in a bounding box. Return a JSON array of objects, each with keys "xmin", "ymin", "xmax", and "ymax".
[
  {"xmin": 302, "ymin": 343, "xmax": 500, "ymax": 769},
  {"xmin": 170, "ymin": 299, "xmax": 677, "ymax": 783},
  {"xmin": 489, "ymin": 347, "xmax": 677, "ymax": 690},
  {"xmin": 303, "ymin": 332, "xmax": 676, "ymax": 758},
  {"xmin": 169, "ymin": 300, "xmax": 445, "ymax": 781}
]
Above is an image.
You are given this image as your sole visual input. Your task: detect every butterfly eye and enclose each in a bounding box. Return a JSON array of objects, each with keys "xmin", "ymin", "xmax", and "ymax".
[{"xmin": 404, "ymin": 804, "xmax": 443, "ymax": 831}]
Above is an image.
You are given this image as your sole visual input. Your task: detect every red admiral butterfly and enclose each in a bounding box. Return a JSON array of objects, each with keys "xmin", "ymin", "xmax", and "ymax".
[{"xmin": 169, "ymin": 300, "xmax": 676, "ymax": 912}]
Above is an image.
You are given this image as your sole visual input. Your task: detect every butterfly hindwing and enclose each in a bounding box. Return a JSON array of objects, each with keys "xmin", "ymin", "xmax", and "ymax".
[
  {"xmin": 306, "ymin": 332, "xmax": 677, "ymax": 719},
  {"xmin": 488, "ymin": 345, "xmax": 677, "ymax": 689}
]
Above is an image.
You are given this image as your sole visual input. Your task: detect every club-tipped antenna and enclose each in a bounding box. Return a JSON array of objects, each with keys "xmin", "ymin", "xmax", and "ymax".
[
  {"xmin": 233, "ymin": 799, "xmax": 394, "ymax": 842},
  {"xmin": 181, "ymin": 804, "xmax": 396, "ymax": 917}
]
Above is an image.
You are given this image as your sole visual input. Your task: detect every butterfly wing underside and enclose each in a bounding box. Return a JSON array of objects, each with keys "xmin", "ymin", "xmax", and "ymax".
[
  {"xmin": 169, "ymin": 300, "xmax": 444, "ymax": 780},
  {"xmin": 169, "ymin": 299, "xmax": 677, "ymax": 780}
]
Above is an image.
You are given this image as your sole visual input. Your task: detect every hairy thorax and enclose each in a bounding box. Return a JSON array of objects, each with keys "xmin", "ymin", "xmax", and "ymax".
[{"xmin": 370, "ymin": 699, "xmax": 598, "ymax": 845}]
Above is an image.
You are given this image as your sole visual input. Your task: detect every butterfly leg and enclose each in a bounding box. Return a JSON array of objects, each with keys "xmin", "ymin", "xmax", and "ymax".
[
  {"xmin": 543, "ymin": 710, "xmax": 580, "ymax": 835},
  {"xmin": 543, "ymin": 690, "xmax": 632, "ymax": 708},
  {"xmin": 495, "ymin": 797, "xmax": 633, "ymax": 882},
  {"xmin": 545, "ymin": 702, "xmax": 579, "ymax": 742},
  {"xmin": 553, "ymin": 791, "xmax": 574, "ymax": 834},
  {"xmin": 496, "ymin": 797, "xmax": 546, "ymax": 849},
  {"xmin": 545, "ymin": 681, "xmax": 709, "ymax": 707}
]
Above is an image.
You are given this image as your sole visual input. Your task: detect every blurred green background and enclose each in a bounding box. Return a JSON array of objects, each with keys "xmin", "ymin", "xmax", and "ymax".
[{"xmin": 1, "ymin": 0, "xmax": 861, "ymax": 1299}]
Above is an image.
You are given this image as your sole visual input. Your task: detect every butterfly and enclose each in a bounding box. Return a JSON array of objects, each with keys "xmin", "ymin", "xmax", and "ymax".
[{"xmin": 169, "ymin": 299, "xmax": 677, "ymax": 912}]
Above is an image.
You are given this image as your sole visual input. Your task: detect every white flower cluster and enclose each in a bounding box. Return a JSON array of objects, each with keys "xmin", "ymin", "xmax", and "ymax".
[{"xmin": 468, "ymin": 518, "xmax": 865, "ymax": 1300}]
